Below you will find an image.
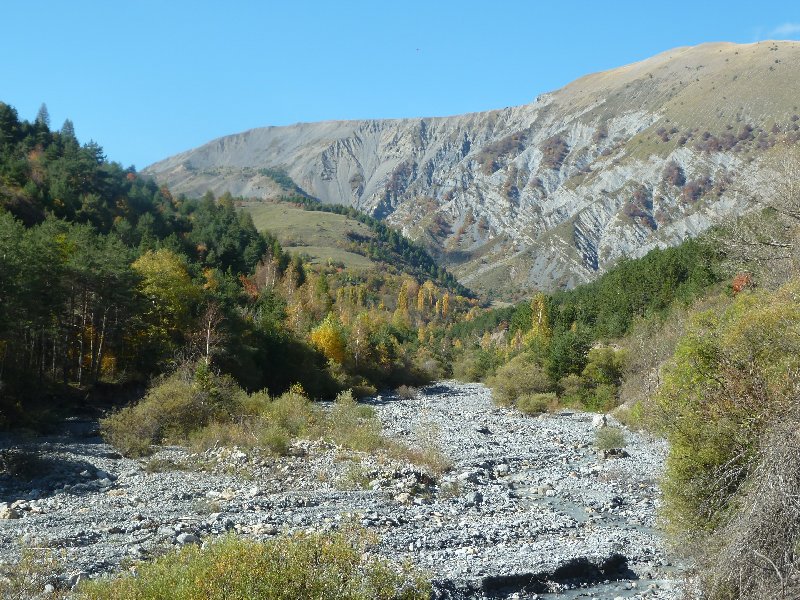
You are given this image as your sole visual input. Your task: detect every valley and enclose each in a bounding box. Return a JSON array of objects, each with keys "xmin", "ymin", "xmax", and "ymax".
[{"xmin": 4, "ymin": 29, "xmax": 800, "ymax": 598}]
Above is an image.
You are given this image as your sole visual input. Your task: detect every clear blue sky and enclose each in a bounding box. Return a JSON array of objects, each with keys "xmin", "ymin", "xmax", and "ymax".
[{"xmin": 2, "ymin": 1, "xmax": 798, "ymax": 169}]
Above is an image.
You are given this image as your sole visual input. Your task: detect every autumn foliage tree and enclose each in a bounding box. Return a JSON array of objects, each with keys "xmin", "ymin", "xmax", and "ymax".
[{"xmin": 310, "ymin": 313, "xmax": 347, "ymax": 364}]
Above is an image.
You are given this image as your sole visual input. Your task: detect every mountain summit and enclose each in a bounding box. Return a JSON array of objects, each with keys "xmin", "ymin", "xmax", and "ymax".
[{"xmin": 145, "ymin": 41, "xmax": 800, "ymax": 299}]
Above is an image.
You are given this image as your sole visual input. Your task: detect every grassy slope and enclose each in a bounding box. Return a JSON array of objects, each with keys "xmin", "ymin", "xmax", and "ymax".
[{"xmin": 242, "ymin": 201, "xmax": 376, "ymax": 270}]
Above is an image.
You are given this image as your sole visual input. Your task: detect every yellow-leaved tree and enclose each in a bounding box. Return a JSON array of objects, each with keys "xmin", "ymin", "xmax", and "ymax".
[
  {"xmin": 131, "ymin": 249, "xmax": 202, "ymax": 361},
  {"xmin": 310, "ymin": 313, "xmax": 347, "ymax": 364},
  {"xmin": 524, "ymin": 292, "xmax": 551, "ymax": 347}
]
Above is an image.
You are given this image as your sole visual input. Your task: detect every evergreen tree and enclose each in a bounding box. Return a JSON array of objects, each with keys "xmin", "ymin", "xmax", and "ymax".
[
  {"xmin": 35, "ymin": 103, "xmax": 50, "ymax": 128},
  {"xmin": 60, "ymin": 118, "xmax": 77, "ymax": 143}
]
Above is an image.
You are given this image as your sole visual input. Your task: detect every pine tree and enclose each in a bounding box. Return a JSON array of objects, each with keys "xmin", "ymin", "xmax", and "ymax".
[
  {"xmin": 35, "ymin": 103, "xmax": 50, "ymax": 128},
  {"xmin": 61, "ymin": 118, "xmax": 76, "ymax": 139}
]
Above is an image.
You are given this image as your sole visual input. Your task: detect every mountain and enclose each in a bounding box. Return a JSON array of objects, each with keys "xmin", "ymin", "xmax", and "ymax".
[{"xmin": 144, "ymin": 41, "xmax": 800, "ymax": 299}]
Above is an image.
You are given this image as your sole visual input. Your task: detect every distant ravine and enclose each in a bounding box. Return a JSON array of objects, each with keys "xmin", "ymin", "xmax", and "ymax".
[{"xmin": 0, "ymin": 382, "xmax": 680, "ymax": 598}]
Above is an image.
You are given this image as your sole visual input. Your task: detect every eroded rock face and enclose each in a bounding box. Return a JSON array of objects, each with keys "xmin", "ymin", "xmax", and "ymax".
[{"xmin": 145, "ymin": 41, "xmax": 800, "ymax": 297}]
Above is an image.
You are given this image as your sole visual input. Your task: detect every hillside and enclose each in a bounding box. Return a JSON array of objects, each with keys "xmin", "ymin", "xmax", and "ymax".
[
  {"xmin": 145, "ymin": 41, "xmax": 800, "ymax": 299},
  {"xmin": 243, "ymin": 202, "xmax": 376, "ymax": 270},
  {"xmin": 241, "ymin": 199, "xmax": 468, "ymax": 295}
]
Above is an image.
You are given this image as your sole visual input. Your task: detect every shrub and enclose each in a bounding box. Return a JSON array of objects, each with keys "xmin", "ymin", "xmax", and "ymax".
[
  {"xmin": 487, "ymin": 353, "xmax": 552, "ymax": 406},
  {"xmin": 541, "ymin": 135, "xmax": 570, "ymax": 170},
  {"xmin": 662, "ymin": 160, "xmax": 686, "ymax": 187},
  {"xmin": 698, "ymin": 409, "xmax": 800, "ymax": 599},
  {"xmin": 582, "ymin": 347, "xmax": 626, "ymax": 386},
  {"xmin": 257, "ymin": 423, "xmax": 292, "ymax": 456},
  {"xmin": 583, "ymin": 383, "xmax": 619, "ymax": 412},
  {"xmin": 656, "ymin": 283, "xmax": 800, "ymax": 536},
  {"xmin": 77, "ymin": 531, "xmax": 431, "ymax": 600},
  {"xmin": 387, "ymin": 421, "xmax": 452, "ymax": 475},
  {"xmin": 558, "ymin": 373, "xmax": 587, "ymax": 405},
  {"xmin": 613, "ymin": 400, "xmax": 645, "ymax": 430},
  {"xmin": 188, "ymin": 421, "xmax": 257, "ymax": 453},
  {"xmin": 328, "ymin": 390, "xmax": 382, "ymax": 452},
  {"xmin": 101, "ymin": 364, "xmax": 246, "ymax": 457},
  {"xmin": 263, "ymin": 387, "xmax": 318, "ymax": 438},
  {"xmin": 396, "ymin": 385, "xmax": 418, "ymax": 399},
  {"xmin": 0, "ymin": 546, "xmax": 63, "ymax": 600},
  {"xmin": 594, "ymin": 426, "xmax": 626, "ymax": 450},
  {"xmin": 516, "ymin": 393, "xmax": 557, "ymax": 415},
  {"xmin": 451, "ymin": 347, "xmax": 503, "ymax": 382}
]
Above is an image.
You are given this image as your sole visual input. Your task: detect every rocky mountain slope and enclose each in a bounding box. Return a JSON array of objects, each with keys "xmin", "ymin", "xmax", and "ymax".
[{"xmin": 145, "ymin": 41, "xmax": 800, "ymax": 299}]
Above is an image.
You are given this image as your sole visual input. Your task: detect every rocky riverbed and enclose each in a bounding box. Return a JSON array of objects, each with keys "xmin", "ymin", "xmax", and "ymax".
[{"xmin": 0, "ymin": 382, "xmax": 681, "ymax": 599}]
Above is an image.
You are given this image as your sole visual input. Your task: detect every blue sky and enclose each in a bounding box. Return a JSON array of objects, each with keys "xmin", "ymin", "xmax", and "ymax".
[{"xmin": 2, "ymin": 1, "xmax": 798, "ymax": 169}]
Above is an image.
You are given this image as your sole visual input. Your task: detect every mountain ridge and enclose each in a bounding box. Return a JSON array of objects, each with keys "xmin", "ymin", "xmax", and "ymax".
[{"xmin": 145, "ymin": 40, "xmax": 800, "ymax": 299}]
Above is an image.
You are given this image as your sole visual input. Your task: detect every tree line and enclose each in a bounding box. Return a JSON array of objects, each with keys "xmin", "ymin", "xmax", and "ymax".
[{"xmin": 0, "ymin": 102, "xmax": 475, "ymax": 426}]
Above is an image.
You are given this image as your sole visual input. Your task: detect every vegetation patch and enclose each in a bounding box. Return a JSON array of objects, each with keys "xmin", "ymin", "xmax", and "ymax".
[
  {"xmin": 77, "ymin": 531, "xmax": 431, "ymax": 600},
  {"xmin": 594, "ymin": 426, "xmax": 626, "ymax": 451}
]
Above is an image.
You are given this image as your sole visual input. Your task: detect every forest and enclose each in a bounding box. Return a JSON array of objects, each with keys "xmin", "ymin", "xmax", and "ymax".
[{"xmin": 0, "ymin": 102, "xmax": 477, "ymax": 428}]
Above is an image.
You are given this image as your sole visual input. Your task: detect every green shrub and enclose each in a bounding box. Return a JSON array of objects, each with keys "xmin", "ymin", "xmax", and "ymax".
[
  {"xmin": 0, "ymin": 546, "xmax": 63, "ymax": 600},
  {"xmin": 257, "ymin": 423, "xmax": 291, "ymax": 456},
  {"xmin": 144, "ymin": 458, "xmax": 187, "ymax": 473},
  {"xmin": 487, "ymin": 352, "xmax": 552, "ymax": 406},
  {"xmin": 583, "ymin": 383, "xmax": 619, "ymax": 412},
  {"xmin": 77, "ymin": 531, "xmax": 431, "ymax": 600},
  {"xmin": 582, "ymin": 346, "xmax": 627, "ymax": 386},
  {"xmin": 451, "ymin": 346, "xmax": 505, "ymax": 383},
  {"xmin": 188, "ymin": 421, "xmax": 257, "ymax": 452},
  {"xmin": 516, "ymin": 392, "xmax": 557, "ymax": 415},
  {"xmin": 594, "ymin": 426, "xmax": 627, "ymax": 450},
  {"xmin": 101, "ymin": 365, "xmax": 245, "ymax": 457},
  {"xmin": 613, "ymin": 400, "xmax": 646, "ymax": 430},
  {"xmin": 328, "ymin": 390, "xmax": 382, "ymax": 452},
  {"xmin": 656, "ymin": 281, "xmax": 800, "ymax": 541},
  {"xmin": 264, "ymin": 387, "xmax": 319, "ymax": 438}
]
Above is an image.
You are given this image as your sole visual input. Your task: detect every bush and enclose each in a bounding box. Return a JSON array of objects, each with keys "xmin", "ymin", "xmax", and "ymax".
[
  {"xmin": 594, "ymin": 426, "xmax": 626, "ymax": 450},
  {"xmin": 328, "ymin": 390, "xmax": 383, "ymax": 452},
  {"xmin": 77, "ymin": 531, "xmax": 431, "ymax": 600},
  {"xmin": 487, "ymin": 353, "xmax": 552, "ymax": 406},
  {"xmin": 656, "ymin": 281, "xmax": 800, "ymax": 538},
  {"xmin": 700, "ymin": 410, "xmax": 800, "ymax": 599},
  {"xmin": 516, "ymin": 393, "xmax": 557, "ymax": 415},
  {"xmin": 583, "ymin": 383, "xmax": 619, "ymax": 412},
  {"xmin": 451, "ymin": 347, "xmax": 502, "ymax": 382},
  {"xmin": 0, "ymin": 546, "xmax": 63, "ymax": 600},
  {"xmin": 101, "ymin": 364, "xmax": 246, "ymax": 457},
  {"xmin": 101, "ymin": 366, "xmax": 316, "ymax": 457},
  {"xmin": 557, "ymin": 373, "xmax": 587, "ymax": 405},
  {"xmin": 396, "ymin": 385, "xmax": 418, "ymax": 399},
  {"xmin": 257, "ymin": 423, "xmax": 292, "ymax": 456},
  {"xmin": 613, "ymin": 400, "xmax": 645, "ymax": 430},
  {"xmin": 263, "ymin": 386, "xmax": 318, "ymax": 438},
  {"xmin": 188, "ymin": 421, "xmax": 257, "ymax": 453},
  {"xmin": 582, "ymin": 347, "xmax": 626, "ymax": 386}
]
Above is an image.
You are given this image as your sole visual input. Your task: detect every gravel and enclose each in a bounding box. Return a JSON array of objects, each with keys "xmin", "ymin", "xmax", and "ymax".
[{"xmin": 0, "ymin": 381, "xmax": 683, "ymax": 599}]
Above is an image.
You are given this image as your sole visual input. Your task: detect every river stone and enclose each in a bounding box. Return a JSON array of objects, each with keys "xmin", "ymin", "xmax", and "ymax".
[{"xmin": 176, "ymin": 533, "xmax": 200, "ymax": 545}]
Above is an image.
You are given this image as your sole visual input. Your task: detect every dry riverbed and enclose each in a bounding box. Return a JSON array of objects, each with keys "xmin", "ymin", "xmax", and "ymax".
[{"xmin": 0, "ymin": 382, "xmax": 681, "ymax": 599}]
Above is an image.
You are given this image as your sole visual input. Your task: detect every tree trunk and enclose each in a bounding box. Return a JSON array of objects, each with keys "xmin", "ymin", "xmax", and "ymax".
[
  {"xmin": 94, "ymin": 307, "xmax": 109, "ymax": 383},
  {"xmin": 77, "ymin": 288, "xmax": 87, "ymax": 386}
]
